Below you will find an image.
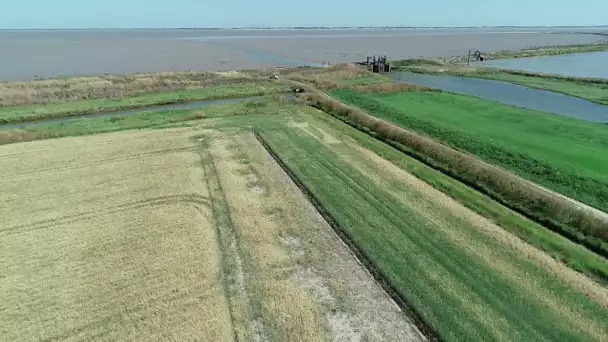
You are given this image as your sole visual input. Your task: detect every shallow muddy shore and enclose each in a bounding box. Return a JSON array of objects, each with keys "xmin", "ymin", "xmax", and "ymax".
[{"xmin": 0, "ymin": 29, "xmax": 603, "ymax": 81}]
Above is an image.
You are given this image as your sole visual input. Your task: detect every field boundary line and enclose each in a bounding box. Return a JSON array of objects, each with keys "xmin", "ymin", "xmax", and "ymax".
[
  {"xmin": 254, "ymin": 130, "xmax": 440, "ymax": 341},
  {"xmin": 199, "ymin": 142, "xmax": 252, "ymax": 342}
]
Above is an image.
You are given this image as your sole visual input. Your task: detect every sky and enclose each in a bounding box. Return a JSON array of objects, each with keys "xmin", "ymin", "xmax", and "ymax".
[{"xmin": 0, "ymin": 0, "xmax": 607, "ymax": 29}]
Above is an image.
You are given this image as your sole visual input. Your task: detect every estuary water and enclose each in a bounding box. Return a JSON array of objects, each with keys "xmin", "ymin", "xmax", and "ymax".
[{"xmin": 0, "ymin": 27, "xmax": 604, "ymax": 81}]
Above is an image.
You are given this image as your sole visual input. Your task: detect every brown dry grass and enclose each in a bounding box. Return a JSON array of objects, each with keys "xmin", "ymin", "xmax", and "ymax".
[
  {"xmin": 0, "ymin": 70, "xmax": 257, "ymax": 106},
  {"xmin": 0, "ymin": 129, "xmax": 233, "ymax": 340},
  {"xmin": 205, "ymin": 131, "xmax": 423, "ymax": 341},
  {"xmin": 304, "ymin": 91, "xmax": 608, "ymax": 250},
  {"xmin": 285, "ymin": 63, "xmax": 374, "ymax": 90}
]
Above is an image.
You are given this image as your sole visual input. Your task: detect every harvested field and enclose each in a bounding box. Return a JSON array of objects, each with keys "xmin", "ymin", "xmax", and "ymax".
[
  {"xmin": 259, "ymin": 118, "xmax": 608, "ymax": 341},
  {"xmin": 0, "ymin": 127, "xmax": 421, "ymax": 340},
  {"xmin": 0, "ymin": 129, "xmax": 232, "ymax": 340}
]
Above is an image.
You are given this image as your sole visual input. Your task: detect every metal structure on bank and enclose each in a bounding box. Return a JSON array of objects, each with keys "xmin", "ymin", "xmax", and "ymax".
[
  {"xmin": 468, "ymin": 50, "xmax": 486, "ymax": 65},
  {"xmin": 356, "ymin": 55, "xmax": 392, "ymax": 73}
]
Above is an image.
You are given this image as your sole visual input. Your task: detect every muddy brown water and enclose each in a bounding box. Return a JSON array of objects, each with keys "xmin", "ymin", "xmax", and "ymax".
[{"xmin": 0, "ymin": 28, "xmax": 603, "ymax": 81}]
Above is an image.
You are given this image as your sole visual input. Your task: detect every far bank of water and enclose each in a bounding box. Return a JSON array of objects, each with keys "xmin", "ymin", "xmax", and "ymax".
[
  {"xmin": 392, "ymin": 72, "xmax": 608, "ymax": 123},
  {"xmin": 478, "ymin": 51, "xmax": 608, "ymax": 79}
]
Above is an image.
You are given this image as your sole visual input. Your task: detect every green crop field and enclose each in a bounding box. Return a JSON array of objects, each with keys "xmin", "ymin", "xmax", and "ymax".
[
  {"xmin": 330, "ymin": 88, "xmax": 608, "ymax": 214},
  {"xmin": 257, "ymin": 117, "xmax": 608, "ymax": 341}
]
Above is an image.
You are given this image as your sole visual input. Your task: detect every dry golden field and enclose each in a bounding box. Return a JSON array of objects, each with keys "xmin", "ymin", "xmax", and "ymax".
[{"xmin": 0, "ymin": 127, "xmax": 421, "ymax": 341}]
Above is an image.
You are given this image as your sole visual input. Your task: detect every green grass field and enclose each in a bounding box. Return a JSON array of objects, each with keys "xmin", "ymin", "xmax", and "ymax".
[
  {"xmin": 330, "ymin": 88, "xmax": 608, "ymax": 214},
  {"xmin": 0, "ymin": 82, "xmax": 288, "ymax": 124},
  {"xmin": 258, "ymin": 119, "xmax": 607, "ymax": 341}
]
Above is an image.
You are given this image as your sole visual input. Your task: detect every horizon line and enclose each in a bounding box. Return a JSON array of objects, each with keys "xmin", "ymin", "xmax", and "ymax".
[{"xmin": 1, "ymin": 25, "xmax": 607, "ymax": 31}]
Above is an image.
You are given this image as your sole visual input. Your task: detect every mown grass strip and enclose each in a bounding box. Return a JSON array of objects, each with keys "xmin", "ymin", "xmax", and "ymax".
[{"xmin": 254, "ymin": 130, "xmax": 438, "ymax": 341}]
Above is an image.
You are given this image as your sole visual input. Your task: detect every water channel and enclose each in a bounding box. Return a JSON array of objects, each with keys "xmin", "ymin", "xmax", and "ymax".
[
  {"xmin": 0, "ymin": 96, "xmax": 260, "ymax": 130},
  {"xmin": 392, "ymin": 72, "xmax": 608, "ymax": 123}
]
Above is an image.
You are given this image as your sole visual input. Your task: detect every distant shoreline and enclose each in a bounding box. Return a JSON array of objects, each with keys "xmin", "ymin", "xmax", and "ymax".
[
  {"xmin": 1, "ymin": 29, "xmax": 603, "ymax": 81},
  {"xmin": 1, "ymin": 25, "xmax": 607, "ymax": 31}
]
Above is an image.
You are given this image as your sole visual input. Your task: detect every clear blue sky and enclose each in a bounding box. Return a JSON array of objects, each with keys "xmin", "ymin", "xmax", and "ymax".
[{"xmin": 1, "ymin": 0, "xmax": 606, "ymax": 29}]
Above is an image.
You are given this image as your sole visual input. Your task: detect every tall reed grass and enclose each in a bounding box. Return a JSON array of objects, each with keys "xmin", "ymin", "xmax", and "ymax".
[{"xmin": 0, "ymin": 71, "xmax": 256, "ymax": 106}]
